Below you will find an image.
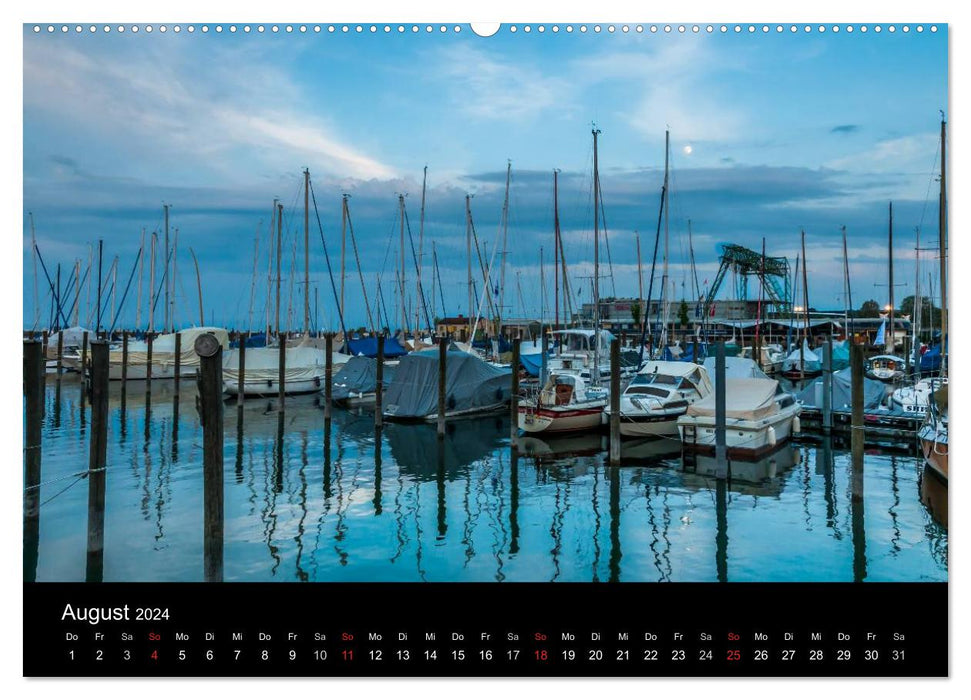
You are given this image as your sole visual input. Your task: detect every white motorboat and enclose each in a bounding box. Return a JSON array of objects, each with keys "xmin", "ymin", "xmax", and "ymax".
[
  {"xmin": 865, "ymin": 354, "xmax": 907, "ymax": 382},
  {"xmin": 740, "ymin": 345, "xmax": 785, "ymax": 375},
  {"xmin": 605, "ymin": 361, "xmax": 712, "ymax": 437},
  {"xmin": 889, "ymin": 376, "xmax": 947, "ymax": 414},
  {"xmin": 517, "ymin": 372, "xmax": 608, "ymax": 434},
  {"xmin": 677, "ymin": 377, "xmax": 802, "ymax": 459}
]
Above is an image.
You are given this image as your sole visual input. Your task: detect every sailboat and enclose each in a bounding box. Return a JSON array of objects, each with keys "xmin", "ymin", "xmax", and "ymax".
[
  {"xmin": 518, "ymin": 127, "xmax": 610, "ymax": 434},
  {"xmin": 919, "ymin": 115, "xmax": 948, "ymax": 481}
]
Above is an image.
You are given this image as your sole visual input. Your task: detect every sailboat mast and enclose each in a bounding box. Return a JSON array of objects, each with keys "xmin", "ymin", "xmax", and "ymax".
[
  {"xmin": 111, "ymin": 256, "xmax": 118, "ymax": 332},
  {"xmin": 913, "ymin": 227, "xmax": 921, "ymax": 372},
  {"xmin": 136, "ymin": 228, "xmax": 145, "ymax": 330},
  {"xmin": 540, "ymin": 246, "xmax": 546, "ymax": 325},
  {"xmin": 190, "ymin": 247, "xmax": 204, "ymax": 325},
  {"xmin": 340, "ymin": 193, "xmax": 347, "ymax": 324},
  {"xmin": 801, "ymin": 229, "xmax": 810, "ymax": 343},
  {"xmin": 74, "ymin": 258, "xmax": 80, "ymax": 327},
  {"xmin": 499, "ymin": 161, "xmax": 511, "ymax": 336},
  {"xmin": 888, "ymin": 202, "xmax": 895, "ymax": 353},
  {"xmin": 266, "ymin": 202, "xmax": 276, "ymax": 340},
  {"xmin": 163, "ymin": 203, "xmax": 170, "ymax": 332},
  {"xmin": 592, "ymin": 127, "xmax": 601, "ymax": 383},
  {"xmin": 661, "ymin": 130, "xmax": 670, "ymax": 347},
  {"xmin": 842, "ymin": 226, "xmax": 851, "ymax": 341},
  {"xmin": 465, "ymin": 194, "xmax": 473, "ymax": 337},
  {"xmin": 276, "ymin": 201, "xmax": 283, "ymax": 336},
  {"xmin": 938, "ymin": 116, "xmax": 947, "ymax": 373},
  {"xmin": 247, "ymin": 222, "xmax": 260, "ymax": 332},
  {"xmin": 171, "ymin": 229, "xmax": 178, "ymax": 329},
  {"xmin": 148, "ymin": 234, "xmax": 156, "ymax": 333},
  {"xmin": 304, "ymin": 168, "xmax": 310, "ymax": 334},
  {"xmin": 636, "ymin": 232, "xmax": 643, "ymax": 323},
  {"xmin": 554, "ymin": 169, "xmax": 561, "ymax": 329},
  {"xmin": 418, "ymin": 166, "xmax": 427, "ymax": 337},
  {"xmin": 30, "ymin": 213, "xmax": 38, "ymax": 329},
  {"xmin": 399, "ymin": 194, "xmax": 407, "ymax": 337}
]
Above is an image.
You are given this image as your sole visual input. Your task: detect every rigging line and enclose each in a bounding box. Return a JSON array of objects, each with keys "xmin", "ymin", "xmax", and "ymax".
[
  {"xmin": 149, "ymin": 246, "xmax": 176, "ymax": 320},
  {"xmin": 597, "ymin": 176, "xmax": 617, "ymax": 298},
  {"xmin": 469, "ymin": 209, "xmax": 499, "ymax": 321},
  {"xmin": 63, "ymin": 265, "xmax": 91, "ymax": 328},
  {"xmin": 308, "ymin": 178, "xmax": 348, "ymax": 341},
  {"xmin": 638, "ymin": 182, "xmax": 666, "ymax": 364},
  {"xmin": 344, "ymin": 199, "xmax": 376, "ymax": 333},
  {"xmin": 402, "ymin": 207, "xmax": 433, "ymax": 332},
  {"xmin": 433, "ymin": 244, "xmax": 447, "ymax": 320},
  {"xmin": 917, "ymin": 138, "xmax": 942, "ymax": 239},
  {"xmin": 107, "ymin": 247, "xmax": 144, "ymax": 334},
  {"xmin": 32, "ymin": 243, "xmax": 70, "ymax": 329}
]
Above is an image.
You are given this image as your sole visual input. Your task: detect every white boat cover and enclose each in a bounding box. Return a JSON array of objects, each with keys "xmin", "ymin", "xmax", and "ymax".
[
  {"xmin": 222, "ymin": 345, "xmax": 330, "ymax": 384},
  {"xmin": 637, "ymin": 360, "xmax": 703, "ymax": 377},
  {"xmin": 702, "ymin": 356, "xmax": 771, "ymax": 383},
  {"xmin": 46, "ymin": 326, "xmax": 92, "ymax": 349},
  {"xmin": 686, "ymin": 378, "xmax": 779, "ymax": 421},
  {"xmin": 110, "ymin": 327, "xmax": 230, "ymax": 367}
]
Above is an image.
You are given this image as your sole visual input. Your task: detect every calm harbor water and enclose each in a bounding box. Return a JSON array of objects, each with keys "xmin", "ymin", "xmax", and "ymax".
[{"xmin": 25, "ymin": 376, "xmax": 947, "ymax": 583}]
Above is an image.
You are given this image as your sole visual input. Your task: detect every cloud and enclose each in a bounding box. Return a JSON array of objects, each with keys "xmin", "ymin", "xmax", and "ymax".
[
  {"xmin": 23, "ymin": 39, "xmax": 395, "ymax": 184},
  {"xmin": 831, "ymin": 124, "xmax": 861, "ymax": 134},
  {"xmin": 571, "ymin": 40, "xmax": 747, "ymax": 143},
  {"xmin": 432, "ymin": 44, "xmax": 570, "ymax": 123}
]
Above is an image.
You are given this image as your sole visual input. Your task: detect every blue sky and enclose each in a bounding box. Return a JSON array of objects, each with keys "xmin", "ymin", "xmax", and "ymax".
[{"xmin": 22, "ymin": 23, "xmax": 948, "ymax": 332}]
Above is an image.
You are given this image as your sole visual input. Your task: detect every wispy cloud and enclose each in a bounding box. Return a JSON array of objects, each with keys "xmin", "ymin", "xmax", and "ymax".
[
  {"xmin": 23, "ymin": 40, "xmax": 395, "ymax": 183},
  {"xmin": 571, "ymin": 40, "xmax": 747, "ymax": 143},
  {"xmin": 433, "ymin": 44, "xmax": 570, "ymax": 122}
]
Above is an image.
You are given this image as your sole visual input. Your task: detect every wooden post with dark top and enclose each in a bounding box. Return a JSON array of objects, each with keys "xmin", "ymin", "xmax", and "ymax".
[
  {"xmin": 850, "ymin": 343, "xmax": 865, "ymax": 502},
  {"xmin": 237, "ymin": 333, "xmax": 246, "ymax": 407},
  {"xmin": 195, "ymin": 332, "xmax": 224, "ymax": 583},
  {"xmin": 81, "ymin": 331, "xmax": 89, "ymax": 377},
  {"xmin": 437, "ymin": 337, "xmax": 447, "ymax": 438},
  {"xmin": 86, "ymin": 340, "xmax": 109, "ymax": 582},
  {"xmin": 55, "ymin": 329, "xmax": 64, "ymax": 376},
  {"xmin": 609, "ymin": 337, "xmax": 621, "ymax": 465},
  {"xmin": 375, "ymin": 334, "xmax": 384, "ymax": 428},
  {"xmin": 822, "ymin": 340, "xmax": 833, "ymax": 435},
  {"xmin": 714, "ymin": 341, "xmax": 728, "ymax": 479},
  {"xmin": 24, "ymin": 340, "xmax": 44, "ymax": 582},
  {"xmin": 510, "ymin": 337, "xmax": 520, "ymax": 446},
  {"xmin": 324, "ymin": 333, "xmax": 333, "ymax": 423},
  {"xmin": 173, "ymin": 332, "xmax": 182, "ymax": 396},
  {"xmin": 121, "ymin": 331, "xmax": 129, "ymax": 383},
  {"xmin": 278, "ymin": 333, "xmax": 287, "ymax": 410},
  {"xmin": 41, "ymin": 330, "xmax": 48, "ymax": 359},
  {"xmin": 145, "ymin": 333, "xmax": 154, "ymax": 393}
]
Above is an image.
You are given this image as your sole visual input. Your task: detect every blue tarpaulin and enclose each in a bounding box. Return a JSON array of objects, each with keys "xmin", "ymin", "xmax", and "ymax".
[{"xmin": 345, "ymin": 336, "xmax": 409, "ymax": 358}]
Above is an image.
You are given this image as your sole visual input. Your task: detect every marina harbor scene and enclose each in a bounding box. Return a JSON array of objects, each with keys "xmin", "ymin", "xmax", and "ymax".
[{"xmin": 23, "ymin": 24, "xmax": 947, "ymax": 584}]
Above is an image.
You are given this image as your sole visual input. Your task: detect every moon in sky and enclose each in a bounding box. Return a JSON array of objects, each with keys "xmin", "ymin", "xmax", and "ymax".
[{"xmin": 683, "ymin": 145, "xmax": 693, "ymax": 155}]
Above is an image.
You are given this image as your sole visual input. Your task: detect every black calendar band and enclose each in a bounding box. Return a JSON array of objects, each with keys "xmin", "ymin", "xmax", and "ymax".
[{"xmin": 24, "ymin": 582, "xmax": 947, "ymax": 677}]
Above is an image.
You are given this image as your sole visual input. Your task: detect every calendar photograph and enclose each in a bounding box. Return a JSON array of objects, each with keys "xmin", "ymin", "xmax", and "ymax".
[{"xmin": 21, "ymin": 18, "xmax": 949, "ymax": 678}]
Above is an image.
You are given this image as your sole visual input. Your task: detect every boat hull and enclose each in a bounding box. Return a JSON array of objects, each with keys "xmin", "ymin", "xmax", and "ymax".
[
  {"xmin": 224, "ymin": 376, "xmax": 325, "ymax": 397},
  {"xmin": 616, "ymin": 412, "xmax": 681, "ymax": 437},
  {"xmin": 517, "ymin": 404, "xmax": 605, "ymax": 434},
  {"xmin": 678, "ymin": 405, "xmax": 801, "ymax": 459}
]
